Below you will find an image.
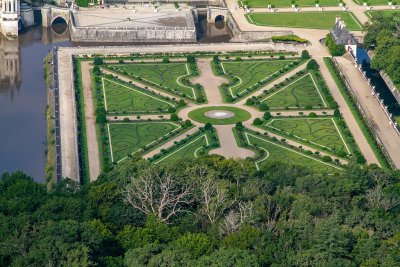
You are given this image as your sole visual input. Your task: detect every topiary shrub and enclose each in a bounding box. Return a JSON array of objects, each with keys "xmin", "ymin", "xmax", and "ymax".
[
  {"xmin": 307, "ymin": 59, "xmax": 319, "ymax": 70},
  {"xmin": 253, "ymin": 118, "xmax": 263, "ymax": 125},
  {"xmin": 246, "ymin": 98, "xmax": 255, "ymax": 106},
  {"xmin": 170, "ymin": 113, "xmax": 179, "ymax": 121},
  {"xmin": 309, "ymin": 112, "xmax": 317, "ymax": 118},
  {"xmin": 259, "ymin": 103, "xmax": 269, "ymax": 111},
  {"xmin": 301, "ymin": 50, "xmax": 310, "ymax": 59},
  {"xmin": 93, "ymin": 57, "xmax": 103, "ymax": 66},
  {"xmin": 322, "ymin": 155, "xmax": 333, "ymax": 162}
]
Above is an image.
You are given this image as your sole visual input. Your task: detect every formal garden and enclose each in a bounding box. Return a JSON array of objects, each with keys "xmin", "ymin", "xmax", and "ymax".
[
  {"xmin": 242, "ymin": 0, "xmax": 341, "ymax": 7},
  {"xmin": 70, "ymin": 50, "xmax": 376, "ymax": 182}
]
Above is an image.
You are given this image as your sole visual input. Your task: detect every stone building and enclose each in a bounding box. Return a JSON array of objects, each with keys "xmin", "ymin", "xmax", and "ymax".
[
  {"xmin": 331, "ymin": 16, "xmax": 358, "ymax": 57},
  {"xmin": 0, "ymin": 0, "xmax": 19, "ymax": 37}
]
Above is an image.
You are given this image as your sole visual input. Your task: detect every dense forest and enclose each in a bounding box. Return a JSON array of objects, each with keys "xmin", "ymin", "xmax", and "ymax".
[
  {"xmin": 364, "ymin": 12, "xmax": 400, "ymax": 85},
  {"xmin": 1, "ymin": 157, "xmax": 400, "ymax": 266}
]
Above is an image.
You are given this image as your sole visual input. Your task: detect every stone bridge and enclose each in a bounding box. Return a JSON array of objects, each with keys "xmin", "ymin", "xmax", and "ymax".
[
  {"xmin": 207, "ymin": 6, "xmax": 228, "ymax": 23},
  {"xmin": 41, "ymin": 5, "xmax": 71, "ymax": 27}
]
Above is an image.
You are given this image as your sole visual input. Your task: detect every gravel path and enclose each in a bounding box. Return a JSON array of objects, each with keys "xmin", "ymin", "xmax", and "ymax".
[{"xmin": 81, "ymin": 62, "xmax": 101, "ymax": 181}]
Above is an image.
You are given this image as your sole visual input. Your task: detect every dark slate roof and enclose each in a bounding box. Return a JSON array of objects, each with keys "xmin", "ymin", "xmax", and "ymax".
[{"xmin": 331, "ymin": 20, "xmax": 357, "ymax": 45}]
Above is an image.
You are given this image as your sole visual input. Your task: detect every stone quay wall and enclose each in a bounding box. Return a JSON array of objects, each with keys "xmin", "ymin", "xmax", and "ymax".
[{"xmin": 69, "ymin": 13, "xmax": 196, "ymax": 43}]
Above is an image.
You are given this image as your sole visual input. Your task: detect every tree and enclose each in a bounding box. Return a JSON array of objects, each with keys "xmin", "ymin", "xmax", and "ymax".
[
  {"xmin": 246, "ymin": 98, "xmax": 255, "ymax": 105},
  {"xmin": 122, "ymin": 165, "xmax": 193, "ymax": 222},
  {"xmin": 259, "ymin": 103, "xmax": 269, "ymax": 111},
  {"xmin": 196, "ymin": 248, "xmax": 258, "ymax": 266},
  {"xmin": 187, "ymin": 55, "xmax": 196, "ymax": 63},
  {"xmin": 325, "ymin": 33, "xmax": 346, "ymax": 56},
  {"xmin": 96, "ymin": 108, "xmax": 107, "ymax": 123},
  {"xmin": 184, "ymin": 120, "xmax": 192, "ymax": 127},
  {"xmin": 263, "ymin": 112, "xmax": 272, "ymax": 120}
]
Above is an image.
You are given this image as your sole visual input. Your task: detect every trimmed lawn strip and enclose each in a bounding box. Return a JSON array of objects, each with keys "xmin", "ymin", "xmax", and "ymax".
[
  {"xmin": 245, "ymin": 0, "xmax": 340, "ymax": 8},
  {"xmin": 107, "ymin": 121, "xmax": 194, "ymax": 164},
  {"xmin": 213, "ymin": 57, "xmax": 305, "ymax": 102},
  {"xmin": 150, "ymin": 128, "xmax": 220, "ymax": 163},
  {"xmin": 234, "ymin": 127, "xmax": 342, "ymax": 172},
  {"xmin": 324, "ymin": 57, "xmax": 391, "ymax": 168},
  {"xmin": 261, "ymin": 117, "xmax": 351, "ymax": 155},
  {"xmin": 189, "ymin": 106, "xmax": 252, "ymax": 125},
  {"xmin": 261, "ymin": 72, "xmax": 327, "ymax": 109},
  {"xmin": 102, "ymin": 78, "xmax": 174, "ymax": 114},
  {"xmin": 104, "ymin": 61, "xmax": 205, "ymax": 101},
  {"xmin": 247, "ymin": 12, "xmax": 363, "ymax": 30},
  {"xmin": 252, "ymin": 68, "xmax": 338, "ymax": 110}
]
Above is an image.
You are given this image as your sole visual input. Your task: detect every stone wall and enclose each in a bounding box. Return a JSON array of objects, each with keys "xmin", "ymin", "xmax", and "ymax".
[{"xmin": 70, "ymin": 27, "xmax": 196, "ymax": 43}]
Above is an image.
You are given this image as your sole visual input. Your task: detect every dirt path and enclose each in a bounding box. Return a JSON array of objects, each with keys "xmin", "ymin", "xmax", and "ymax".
[
  {"xmin": 210, "ymin": 125, "xmax": 255, "ymax": 158},
  {"xmin": 192, "ymin": 58, "xmax": 228, "ymax": 104},
  {"xmin": 81, "ymin": 62, "xmax": 101, "ymax": 181},
  {"xmin": 336, "ymin": 57, "xmax": 400, "ymax": 168},
  {"xmin": 58, "ymin": 51, "xmax": 79, "ymax": 181}
]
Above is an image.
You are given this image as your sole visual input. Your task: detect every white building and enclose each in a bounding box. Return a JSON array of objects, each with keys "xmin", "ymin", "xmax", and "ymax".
[{"xmin": 0, "ymin": 0, "xmax": 19, "ymax": 37}]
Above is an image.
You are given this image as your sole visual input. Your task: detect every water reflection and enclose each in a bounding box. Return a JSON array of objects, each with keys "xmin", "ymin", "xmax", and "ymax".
[
  {"xmin": 0, "ymin": 38, "xmax": 21, "ymax": 99},
  {"xmin": 0, "ymin": 27, "xmax": 71, "ymax": 181}
]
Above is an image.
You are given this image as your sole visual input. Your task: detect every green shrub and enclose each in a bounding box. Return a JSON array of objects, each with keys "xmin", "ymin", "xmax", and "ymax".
[
  {"xmin": 253, "ymin": 118, "xmax": 263, "ymax": 125},
  {"xmin": 322, "ymin": 155, "xmax": 333, "ymax": 162},
  {"xmin": 263, "ymin": 112, "xmax": 272, "ymax": 120},
  {"xmin": 307, "ymin": 59, "xmax": 319, "ymax": 70},
  {"xmin": 235, "ymin": 122, "xmax": 244, "ymax": 129},
  {"xmin": 246, "ymin": 98, "xmax": 255, "ymax": 106},
  {"xmin": 162, "ymin": 57, "xmax": 170, "ymax": 63},
  {"xmin": 204, "ymin": 123, "xmax": 213, "ymax": 131},
  {"xmin": 272, "ymin": 35, "xmax": 308, "ymax": 44},
  {"xmin": 308, "ymin": 112, "xmax": 317, "ymax": 118},
  {"xmin": 93, "ymin": 57, "xmax": 103, "ymax": 65},
  {"xmin": 325, "ymin": 33, "xmax": 346, "ymax": 56},
  {"xmin": 259, "ymin": 103, "xmax": 269, "ymax": 111},
  {"xmin": 187, "ymin": 55, "xmax": 196, "ymax": 63},
  {"xmin": 184, "ymin": 120, "xmax": 192, "ymax": 127},
  {"xmin": 301, "ymin": 50, "xmax": 310, "ymax": 59},
  {"xmin": 95, "ymin": 108, "xmax": 107, "ymax": 124},
  {"xmin": 170, "ymin": 113, "xmax": 179, "ymax": 121}
]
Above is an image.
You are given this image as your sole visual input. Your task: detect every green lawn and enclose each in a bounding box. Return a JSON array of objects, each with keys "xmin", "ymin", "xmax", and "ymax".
[
  {"xmin": 188, "ymin": 106, "xmax": 252, "ymax": 125},
  {"xmin": 261, "ymin": 73, "xmax": 327, "ymax": 109},
  {"xmin": 111, "ymin": 62, "xmax": 196, "ymax": 98},
  {"xmin": 102, "ymin": 78, "xmax": 173, "ymax": 114},
  {"xmin": 366, "ymin": 10, "xmax": 400, "ymax": 18},
  {"xmin": 221, "ymin": 60, "xmax": 296, "ymax": 97},
  {"xmin": 355, "ymin": 0, "xmax": 390, "ymax": 5},
  {"xmin": 107, "ymin": 122, "xmax": 180, "ymax": 162},
  {"xmin": 245, "ymin": 0, "xmax": 340, "ymax": 7},
  {"xmin": 155, "ymin": 134, "xmax": 209, "ymax": 163},
  {"xmin": 247, "ymin": 12, "xmax": 363, "ymax": 30},
  {"xmin": 245, "ymin": 132, "xmax": 341, "ymax": 173},
  {"xmin": 264, "ymin": 118, "xmax": 350, "ymax": 153}
]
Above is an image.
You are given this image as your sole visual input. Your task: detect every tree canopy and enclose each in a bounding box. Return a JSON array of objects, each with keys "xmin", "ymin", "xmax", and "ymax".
[
  {"xmin": 364, "ymin": 12, "xmax": 400, "ymax": 84},
  {"xmin": 1, "ymin": 158, "xmax": 400, "ymax": 266}
]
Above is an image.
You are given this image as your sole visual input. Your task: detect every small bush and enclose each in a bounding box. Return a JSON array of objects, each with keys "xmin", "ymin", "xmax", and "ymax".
[
  {"xmin": 322, "ymin": 155, "xmax": 333, "ymax": 162},
  {"xmin": 93, "ymin": 57, "xmax": 103, "ymax": 66},
  {"xmin": 263, "ymin": 112, "xmax": 272, "ymax": 120},
  {"xmin": 259, "ymin": 103, "xmax": 269, "ymax": 111},
  {"xmin": 246, "ymin": 98, "xmax": 255, "ymax": 106},
  {"xmin": 253, "ymin": 118, "xmax": 263, "ymax": 125},
  {"xmin": 301, "ymin": 50, "xmax": 310, "ymax": 59},
  {"xmin": 307, "ymin": 59, "xmax": 319, "ymax": 70},
  {"xmin": 204, "ymin": 123, "xmax": 213, "ymax": 131},
  {"xmin": 308, "ymin": 112, "xmax": 317, "ymax": 118},
  {"xmin": 170, "ymin": 113, "xmax": 179, "ymax": 121}
]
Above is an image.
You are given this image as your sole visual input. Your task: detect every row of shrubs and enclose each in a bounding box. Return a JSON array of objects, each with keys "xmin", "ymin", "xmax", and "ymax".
[
  {"xmin": 272, "ymin": 35, "xmax": 308, "ymax": 44},
  {"xmin": 148, "ymin": 125, "xmax": 220, "ymax": 162}
]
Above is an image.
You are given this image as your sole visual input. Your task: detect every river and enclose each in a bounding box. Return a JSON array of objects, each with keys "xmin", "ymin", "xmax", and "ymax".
[{"xmin": 0, "ymin": 15, "xmax": 231, "ymax": 182}]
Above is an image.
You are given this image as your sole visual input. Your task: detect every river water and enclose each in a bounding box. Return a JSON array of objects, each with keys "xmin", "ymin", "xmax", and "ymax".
[{"xmin": 0, "ymin": 15, "xmax": 230, "ymax": 182}]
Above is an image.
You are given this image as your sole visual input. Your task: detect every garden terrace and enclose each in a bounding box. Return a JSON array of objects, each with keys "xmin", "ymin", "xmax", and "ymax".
[
  {"xmin": 243, "ymin": 0, "xmax": 340, "ymax": 8},
  {"xmin": 247, "ymin": 12, "xmax": 363, "ymax": 30}
]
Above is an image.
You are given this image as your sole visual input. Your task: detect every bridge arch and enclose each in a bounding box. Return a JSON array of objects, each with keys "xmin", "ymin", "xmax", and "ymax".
[
  {"xmin": 41, "ymin": 5, "xmax": 71, "ymax": 28},
  {"xmin": 51, "ymin": 15, "xmax": 68, "ymax": 26},
  {"xmin": 207, "ymin": 6, "xmax": 228, "ymax": 23}
]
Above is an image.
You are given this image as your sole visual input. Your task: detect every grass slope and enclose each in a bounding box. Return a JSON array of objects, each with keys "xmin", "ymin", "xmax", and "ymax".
[
  {"xmin": 245, "ymin": 133, "xmax": 341, "ymax": 173},
  {"xmin": 265, "ymin": 118, "xmax": 350, "ymax": 153},
  {"xmin": 102, "ymin": 79, "xmax": 172, "ymax": 113},
  {"xmin": 262, "ymin": 73, "xmax": 327, "ymax": 109},
  {"xmin": 247, "ymin": 12, "xmax": 363, "ymax": 30},
  {"xmin": 112, "ymin": 63, "xmax": 195, "ymax": 98},
  {"xmin": 221, "ymin": 60, "xmax": 295, "ymax": 97},
  {"xmin": 108, "ymin": 122, "xmax": 179, "ymax": 162}
]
